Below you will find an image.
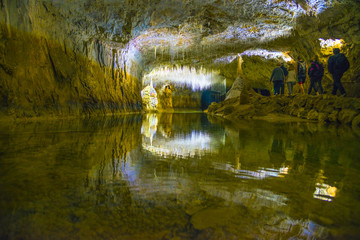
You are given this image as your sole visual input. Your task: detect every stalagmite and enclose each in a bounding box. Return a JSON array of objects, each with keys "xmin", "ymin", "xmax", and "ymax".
[{"xmin": 237, "ymin": 55, "xmax": 243, "ymax": 75}]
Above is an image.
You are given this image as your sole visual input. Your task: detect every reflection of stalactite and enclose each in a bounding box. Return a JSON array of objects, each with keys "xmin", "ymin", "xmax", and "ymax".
[{"xmin": 3, "ymin": 0, "xmax": 12, "ymax": 38}]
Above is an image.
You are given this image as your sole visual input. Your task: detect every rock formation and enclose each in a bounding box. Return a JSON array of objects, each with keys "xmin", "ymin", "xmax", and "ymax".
[{"xmin": 206, "ymin": 92, "xmax": 360, "ymax": 131}]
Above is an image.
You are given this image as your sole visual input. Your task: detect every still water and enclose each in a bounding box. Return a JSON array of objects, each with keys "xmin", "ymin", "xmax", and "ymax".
[{"xmin": 1, "ymin": 113, "xmax": 360, "ymax": 239}]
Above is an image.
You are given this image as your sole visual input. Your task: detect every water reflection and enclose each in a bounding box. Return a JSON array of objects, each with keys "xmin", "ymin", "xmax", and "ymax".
[
  {"xmin": 141, "ymin": 113, "xmax": 223, "ymax": 158},
  {"xmin": 1, "ymin": 114, "xmax": 360, "ymax": 239}
]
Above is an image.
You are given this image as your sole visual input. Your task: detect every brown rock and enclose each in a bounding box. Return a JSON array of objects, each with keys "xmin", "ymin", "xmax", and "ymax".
[
  {"xmin": 297, "ymin": 108, "xmax": 308, "ymax": 119},
  {"xmin": 318, "ymin": 112, "xmax": 329, "ymax": 122},
  {"xmin": 338, "ymin": 109, "xmax": 358, "ymax": 124},
  {"xmin": 351, "ymin": 114, "xmax": 360, "ymax": 130},
  {"xmin": 328, "ymin": 110, "xmax": 339, "ymax": 122},
  {"xmin": 207, "ymin": 102, "xmax": 218, "ymax": 113},
  {"xmin": 307, "ymin": 109, "xmax": 319, "ymax": 120}
]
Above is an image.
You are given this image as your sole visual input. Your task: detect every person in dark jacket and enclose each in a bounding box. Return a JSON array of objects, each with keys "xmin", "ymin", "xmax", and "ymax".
[
  {"xmin": 270, "ymin": 64, "xmax": 285, "ymax": 95},
  {"xmin": 296, "ymin": 57, "xmax": 306, "ymax": 94},
  {"xmin": 280, "ymin": 63, "xmax": 288, "ymax": 80},
  {"xmin": 307, "ymin": 59, "xmax": 320, "ymax": 95},
  {"xmin": 327, "ymin": 48, "xmax": 350, "ymax": 96},
  {"xmin": 317, "ymin": 61, "xmax": 324, "ymax": 94}
]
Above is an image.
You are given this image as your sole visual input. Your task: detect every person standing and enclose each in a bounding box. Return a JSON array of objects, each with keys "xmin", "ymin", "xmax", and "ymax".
[
  {"xmin": 280, "ymin": 63, "xmax": 289, "ymax": 80},
  {"xmin": 296, "ymin": 57, "xmax": 306, "ymax": 94},
  {"xmin": 270, "ymin": 64, "xmax": 285, "ymax": 95},
  {"xmin": 328, "ymin": 48, "xmax": 350, "ymax": 96},
  {"xmin": 307, "ymin": 59, "xmax": 320, "ymax": 95},
  {"xmin": 286, "ymin": 66, "xmax": 297, "ymax": 95},
  {"xmin": 317, "ymin": 61, "xmax": 325, "ymax": 94},
  {"xmin": 280, "ymin": 63, "xmax": 288, "ymax": 95}
]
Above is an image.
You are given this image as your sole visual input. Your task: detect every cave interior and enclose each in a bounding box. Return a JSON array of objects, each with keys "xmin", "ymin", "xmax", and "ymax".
[{"xmin": 0, "ymin": 0, "xmax": 359, "ymax": 116}]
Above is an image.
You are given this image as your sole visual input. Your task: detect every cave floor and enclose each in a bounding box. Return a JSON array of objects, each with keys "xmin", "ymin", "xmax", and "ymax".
[{"xmin": 0, "ymin": 113, "xmax": 360, "ymax": 239}]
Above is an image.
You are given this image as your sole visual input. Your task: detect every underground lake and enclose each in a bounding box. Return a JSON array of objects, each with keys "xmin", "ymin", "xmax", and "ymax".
[{"xmin": 1, "ymin": 112, "xmax": 360, "ymax": 239}]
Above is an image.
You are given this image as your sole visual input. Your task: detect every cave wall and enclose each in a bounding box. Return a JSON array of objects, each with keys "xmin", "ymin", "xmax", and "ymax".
[
  {"xmin": 172, "ymin": 87, "xmax": 202, "ymax": 109},
  {"xmin": 0, "ymin": 27, "xmax": 142, "ymax": 118},
  {"xmin": 0, "ymin": 0, "xmax": 144, "ymax": 118},
  {"xmin": 292, "ymin": 2, "xmax": 360, "ymax": 97}
]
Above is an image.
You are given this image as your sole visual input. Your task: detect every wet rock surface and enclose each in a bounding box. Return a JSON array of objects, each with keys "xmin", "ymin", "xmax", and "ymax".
[
  {"xmin": 206, "ymin": 91, "xmax": 360, "ymax": 129},
  {"xmin": 0, "ymin": 27, "xmax": 142, "ymax": 118}
]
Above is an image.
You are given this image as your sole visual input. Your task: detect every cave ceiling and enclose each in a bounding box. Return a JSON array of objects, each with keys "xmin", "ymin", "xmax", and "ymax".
[{"xmin": 35, "ymin": 0, "xmax": 335, "ymax": 71}]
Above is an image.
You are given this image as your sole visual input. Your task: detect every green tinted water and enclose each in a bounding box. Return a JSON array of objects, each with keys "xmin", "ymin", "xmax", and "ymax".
[{"xmin": 1, "ymin": 113, "xmax": 360, "ymax": 239}]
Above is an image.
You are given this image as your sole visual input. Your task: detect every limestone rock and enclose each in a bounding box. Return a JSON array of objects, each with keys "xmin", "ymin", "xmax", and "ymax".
[
  {"xmin": 318, "ymin": 112, "xmax": 329, "ymax": 122},
  {"xmin": 206, "ymin": 102, "xmax": 218, "ymax": 113},
  {"xmin": 158, "ymin": 86, "xmax": 173, "ymax": 109},
  {"xmin": 328, "ymin": 110, "xmax": 339, "ymax": 122},
  {"xmin": 225, "ymin": 76, "xmax": 244, "ymax": 101},
  {"xmin": 338, "ymin": 109, "xmax": 358, "ymax": 124},
  {"xmin": 206, "ymin": 93, "xmax": 360, "ymax": 127},
  {"xmin": 307, "ymin": 109, "xmax": 319, "ymax": 120},
  {"xmin": 352, "ymin": 114, "xmax": 360, "ymax": 131},
  {"xmin": 141, "ymin": 84, "xmax": 158, "ymax": 111}
]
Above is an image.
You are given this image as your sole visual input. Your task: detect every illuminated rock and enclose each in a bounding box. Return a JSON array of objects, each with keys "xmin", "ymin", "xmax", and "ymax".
[
  {"xmin": 159, "ymin": 85, "xmax": 173, "ymax": 109},
  {"xmin": 225, "ymin": 76, "xmax": 244, "ymax": 101},
  {"xmin": 141, "ymin": 84, "xmax": 159, "ymax": 111}
]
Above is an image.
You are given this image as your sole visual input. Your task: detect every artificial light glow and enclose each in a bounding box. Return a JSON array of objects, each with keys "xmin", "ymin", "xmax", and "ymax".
[
  {"xmin": 134, "ymin": 29, "xmax": 194, "ymax": 50},
  {"xmin": 202, "ymin": 24, "xmax": 293, "ymax": 46},
  {"xmin": 117, "ymin": 40, "xmax": 142, "ymax": 74},
  {"xmin": 213, "ymin": 162, "xmax": 290, "ymax": 180},
  {"xmin": 143, "ymin": 66, "xmax": 220, "ymax": 91},
  {"xmin": 241, "ymin": 49, "xmax": 293, "ymax": 62},
  {"xmin": 313, "ymin": 183, "xmax": 337, "ymax": 202},
  {"xmin": 319, "ymin": 38, "xmax": 344, "ymax": 48},
  {"xmin": 266, "ymin": 0, "xmax": 329, "ymax": 16},
  {"xmin": 214, "ymin": 55, "xmax": 238, "ymax": 64},
  {"xmin": 214, "ymin": 49, "xmax": 293, "ymax": 64},
  {"xmin": 306, "ymin": 0, "xmax": 330, "ymax": 15},
  {"xmin": 319, "ymin": 38, "xmax": 345, "ymax": 56}
]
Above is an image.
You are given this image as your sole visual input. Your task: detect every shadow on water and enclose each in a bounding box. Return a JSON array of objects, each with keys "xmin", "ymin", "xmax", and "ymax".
[{"xmin": 0, "ymin": 113, "xmax": 360, "ymax": 239}]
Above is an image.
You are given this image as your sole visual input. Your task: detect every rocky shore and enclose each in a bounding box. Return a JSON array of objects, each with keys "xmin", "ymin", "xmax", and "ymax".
[{"xmin": 205, "ymin": 91, "xmax": 360, "ymax": 130}]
